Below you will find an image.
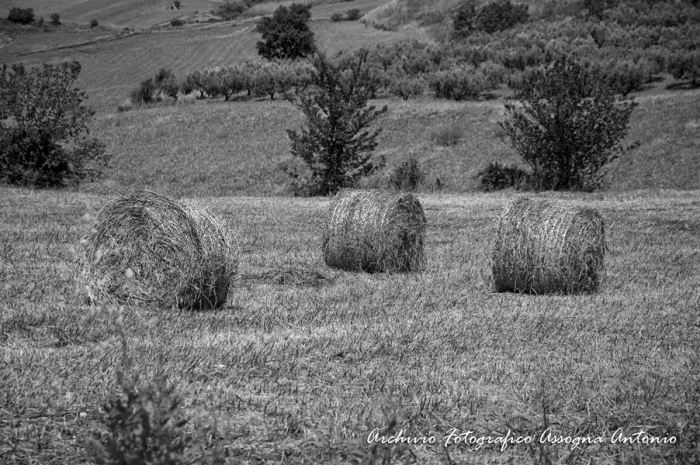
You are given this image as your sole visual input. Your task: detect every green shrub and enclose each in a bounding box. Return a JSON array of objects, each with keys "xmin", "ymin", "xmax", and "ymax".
[
  {"xmin": 85, "ymin": 312, "xmax": 189, "ymax": 465},
  {"xmin": 285, "ymin": 51, "xmax": 387, "ymax": 196},
  {"xmin": 0, "ymin": 61, "xmax": 108, "ymax": 188},
  {"xmin": 256, "ymin": 4, "xmax": 316, "ymax": 60},
  {"xmin": 388, "ymin": 73, "xmax": 425, "ymax": 100},
  {"xmin": 389, "ymin": 156, "xmax": 425, "ymax": 191},
  {"xmin": 8, "ymin": 7, "xmax": 35, "ymax": 24},
  {"xmin": 499, "ymin": 56, "xmax": 637, "ymax": 191},
  {"xmin": 331, "ymin": 12, "xmax": 343, "ymax": 22},
  {"xmin": 429, "ymin": 66, "xmax": 490, "ymax": 100},
  {"xmin": 155, "ymin": 67, "xmax": 179, "ymax": 100},
  {"xmin": 215, "ymin": 1, "xmax": 246, "ymax": 20},
  {"xmin": 346, "ymin": 9, "xmax": 361, "ymax": 21},
  {"xmin": 668, "ymin": 51, "xmax": 700, "ymax": 86},
  {"xmin": 170, "ymin": 18, "xmax": 184, "ymax": 27},
  {"xmin": 130, "ymin": 78, "xmax": 156, "ymax": 105},
  {"xmin": 454, "ymin": 0, "xmax": 529, "ymax": 38},
  {"xmin": 50, "ymin": 13, "xmax": 60, "ymax": 26},
  {"xmin": 90, "ymin": 18, "xmax": 99, "ymax": 28},
  {"xmin": 476, "ymin": 161, "xmax": 529, "ymax": 191}
]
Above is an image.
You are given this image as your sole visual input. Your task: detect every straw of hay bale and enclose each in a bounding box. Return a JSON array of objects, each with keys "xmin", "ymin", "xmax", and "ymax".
[
  {"xmin": 491, "ymin": 198, "xmax": 605, "ymax": 294},
  {"xmin": 78, "ymin": 189, "xmax": 237, "ymax": 310},
  {"xmin": 322, "ymin": 189, "xmax": 426, "ymax": 273}
]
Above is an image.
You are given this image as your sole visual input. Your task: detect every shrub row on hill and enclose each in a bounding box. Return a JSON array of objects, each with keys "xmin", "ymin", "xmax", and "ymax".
[
  {"xmin": 129, "ymin": 60, "xmax": 314, "ymax": 106},
  {"xmin": 355, "ymin": 17, "xmax": 700, "ymax": 100}
]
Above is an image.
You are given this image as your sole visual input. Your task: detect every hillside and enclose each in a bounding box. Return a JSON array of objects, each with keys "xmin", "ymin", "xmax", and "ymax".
[
  {"xmin": 1, "ymin": 3, "xmax": 408, "ymax": 113},
  {"xmin": 1, "ymin": 0, "xmax": 699, "ymax": 192},
  {"xmin": 80, "ymin": 86, "xmax": 699, "ymax": 197},
  {"xmin": 0, "ymin": 0, "xmax": 223, "ymax": 29}
]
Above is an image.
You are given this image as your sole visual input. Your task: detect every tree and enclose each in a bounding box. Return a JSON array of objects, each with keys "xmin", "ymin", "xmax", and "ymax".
[
  {"xmin": 475, "ymin": 0, "xmax": 528, "ymax": 34},
  {"xmin": 50, "ymin": 13, "xmax": 61, "ymax": 26},
  {"xmin": 499, "ymin": 56, "xmax": 637, "ymax": 191},
  {"xmin": 0, "ymin": 61, "xmax": 109, "ymax": 188},
  {"xmin": 215, "ymin": 1, "xmax": 246, "ymax": 20},
  {"xmin": 256, "ymin": 3, "xmax": 316, "ymax": 60},
  {"xmin": 668, "ymin": 51, "xmax": 700, "ymax": 86},
  {"xmin": 453, "ymin": 0, "xmax": 528, "ymax": 37},
  {"xmin": 285, "ymin": 51, "xmax": 387, "ymax": 196},
  {"xmin": 453, "ymin": 1, "xmax": 478, "ymax": 39},
  {"xmin": 154, "ymin": 68, "xmax": 179, "ymax": 100}
]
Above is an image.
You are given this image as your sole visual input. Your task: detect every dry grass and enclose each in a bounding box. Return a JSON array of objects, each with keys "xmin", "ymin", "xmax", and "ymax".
[
  {"xmin": 1, "ymin": 187, "xmax": 699, "ymax": 464},
  {"xmin": 78, "ymin": 189, "xmax": 237, "ymax": 310},
  {"xmin": 322, "ymin": 189, "xmax": 426, "ymax": 273},
  {"xmin": 491, "ymin": 198, "xmax": 606, "ymax": 294},
  {"xmin": 241, "ymin": 267, "xmax": 333, "ymax": 287}
]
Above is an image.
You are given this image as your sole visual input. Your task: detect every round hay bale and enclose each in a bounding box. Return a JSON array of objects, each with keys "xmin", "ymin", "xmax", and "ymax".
[
  {"xmin": 180, "ymin": 204, "xmax": 238, "ymax": 309},
  {"xmin": 322, "ymin": 189, "xmax": 426, "ymax": 273},
  {"xmin": 78, "ymin": 189, "xmax": 237, "ymax": 310},
  {"xmin": 491, "ymin": 198, "xmax": 605, "ymax": 294}
]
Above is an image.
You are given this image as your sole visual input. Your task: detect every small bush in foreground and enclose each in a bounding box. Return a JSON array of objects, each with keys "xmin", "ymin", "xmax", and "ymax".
[
  {"xmin": 86, "ymin": 312, "xmax": 189, "ymax": 465},
  {"xmin": 90, "ymin": 19, "xmax": 99, "ymax": 28},
  {"xmin": 8, "ymin": 7, "xmax": 34, "ymax": 24},
  {"xmin": 499, "ymin": 56, "xmax": 637, "ymax": 191},
  {"xmin": 331, "ymin": 12, "xmax": 343, "ymax": 22},
  {"xmin": 170, "ymin": 18, "xmax": 184, "ymax": 27},
  {"xmin": 50, "ymin": 13, "xmax": 61, "ymax": 26},
  {"xmin": 0, "ymin": 61, "xmax": 108, "ymax": 188}
]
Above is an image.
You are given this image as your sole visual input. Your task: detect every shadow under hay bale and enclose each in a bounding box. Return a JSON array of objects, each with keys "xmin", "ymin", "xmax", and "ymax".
[
  {"xmin": 492, "ymin": 198, "xmax": 606, "ymax": 294},
  {"xmin": 78, "ymin": 189, "xmax": 237, "ymax": 310},
  {"xmin": 322, "ymin": 189, "xmax": 426, "ymax": 273},
  {"xmin": 241, "ymin": 268, "xmax": 333, "ymax": 287}
]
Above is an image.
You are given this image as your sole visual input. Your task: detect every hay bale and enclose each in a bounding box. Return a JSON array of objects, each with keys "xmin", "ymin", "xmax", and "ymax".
[
  {"xmin": 78, "ymin": 189, "xmax": 237, "ymax": 310},
  {"xmin": 322, "ymin": 189, "xmax": 426, "ymax": 273},
  {"xmin": 491, "ymin": 198, "xmax": 605, "ymax": 294}
]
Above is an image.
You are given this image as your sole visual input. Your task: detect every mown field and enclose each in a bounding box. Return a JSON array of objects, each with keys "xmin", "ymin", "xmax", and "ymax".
[
  {"xmin": 1, "ymin": 187, "xmax": 699, "ymax": 464},
  {"xmin": 1, "ymin": 1, "xmax": 700, "ymax": 463}
]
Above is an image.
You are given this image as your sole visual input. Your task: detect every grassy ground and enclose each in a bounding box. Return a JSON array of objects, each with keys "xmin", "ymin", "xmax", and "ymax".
[
  {"xmin": 1, "ymin": 186, "xmax": 698, "ymax": 464},
  {"xmin": 78, "ymin": 86, "xmax": 700, "ymax": 197}
]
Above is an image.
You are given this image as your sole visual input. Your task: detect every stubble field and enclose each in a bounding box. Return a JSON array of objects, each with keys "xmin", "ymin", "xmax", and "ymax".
[
  {"xmin": 1, "ymin": 186, "xmax": 699, "ymax": 464},
  {"xmin": 1, "ymin": 1, "xmax": 700, "ymax": 463}
]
